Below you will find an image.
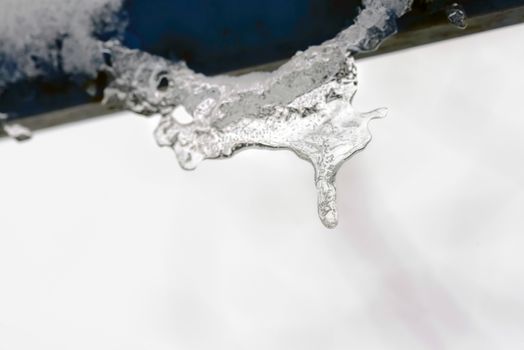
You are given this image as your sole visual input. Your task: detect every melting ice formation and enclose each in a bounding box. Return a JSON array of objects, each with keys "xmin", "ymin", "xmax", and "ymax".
[{"xmin": 104, "ymin": 0, "xmax": 413, "ymax": 228}]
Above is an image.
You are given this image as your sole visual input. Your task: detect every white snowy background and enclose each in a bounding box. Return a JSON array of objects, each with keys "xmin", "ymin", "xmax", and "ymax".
[{"xmin": 1, "ymin": 24, "xmax": 524, "ymax": 350}]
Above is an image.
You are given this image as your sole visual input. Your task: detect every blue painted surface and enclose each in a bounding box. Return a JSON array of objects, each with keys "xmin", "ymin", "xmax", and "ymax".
[{"xmin": 123, "ymin": 0, "xmax": 357, "ymax": 73}]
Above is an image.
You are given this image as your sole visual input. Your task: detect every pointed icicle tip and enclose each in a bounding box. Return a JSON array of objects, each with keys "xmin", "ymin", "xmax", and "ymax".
[{"xmin": 317, "ymin": 179, "xmax": 339, "ymax": 229}]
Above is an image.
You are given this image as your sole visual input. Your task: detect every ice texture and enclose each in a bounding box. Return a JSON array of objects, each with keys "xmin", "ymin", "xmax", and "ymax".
[
  {"xmin": 0, "ymin": 0, "xmax": 125, "ymax": 91},
  {"xmin": 446, "ymin": 3, "xmax": 468, "ymax": 30},
  {"xmin": 103, "ymin": 0, "xmax": 412, "ymax": 228}
]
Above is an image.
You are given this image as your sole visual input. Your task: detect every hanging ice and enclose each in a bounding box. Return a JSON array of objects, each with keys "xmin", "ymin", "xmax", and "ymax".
[{"xmin": 103, "ymin": 0, "xmax": 413, "ymax": 228}]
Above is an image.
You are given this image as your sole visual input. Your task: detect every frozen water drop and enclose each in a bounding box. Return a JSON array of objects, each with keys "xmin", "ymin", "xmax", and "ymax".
[{"xmin": 447, "ymin": 3, "xmax": 467, "ymax": 30}]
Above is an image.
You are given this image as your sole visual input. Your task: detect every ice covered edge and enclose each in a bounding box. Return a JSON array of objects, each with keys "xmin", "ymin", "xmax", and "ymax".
[{"xmin": 103, "ymin": 0, "xmax": 413, "ymax": 228}]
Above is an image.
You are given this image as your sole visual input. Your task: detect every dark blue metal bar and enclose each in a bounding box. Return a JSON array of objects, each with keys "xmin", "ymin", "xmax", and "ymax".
[
  {"xmin": 1, "ymin": 0, "xmax": 524, "ymax": 131},
  {"xmin": 123, "ymin": 0, "xmax": 358, "ymax": 74}
]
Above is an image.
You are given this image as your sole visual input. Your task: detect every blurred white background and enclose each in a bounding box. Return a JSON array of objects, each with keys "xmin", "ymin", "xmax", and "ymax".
[{"xmin": 1, "ymin": 24, "xmax": 524, "ymax": 350}]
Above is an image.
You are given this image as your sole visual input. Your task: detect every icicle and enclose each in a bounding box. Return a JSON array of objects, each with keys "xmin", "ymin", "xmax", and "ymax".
[{"xmin": 103, "ymin": 0, "xmax": 413, "ymax": 228}]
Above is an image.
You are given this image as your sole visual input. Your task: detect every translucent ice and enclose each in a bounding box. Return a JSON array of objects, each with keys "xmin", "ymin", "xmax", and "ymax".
[
  {"xmin": 447, "ymin": 3, "xmax": 468, "ymax": 30},
  {"xmin": 103, "ymin": 0, "xmax": 413, "ymax": 228}
]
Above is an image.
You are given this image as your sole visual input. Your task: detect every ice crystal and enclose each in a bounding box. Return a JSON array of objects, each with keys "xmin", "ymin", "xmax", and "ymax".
[
  {"xmin": 446, "ymin": 3, "xmax": 467, "ymax": 30},
  {"xmin": 103, "ymin": 0, "xmax": 413, "ymax": 228}
]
